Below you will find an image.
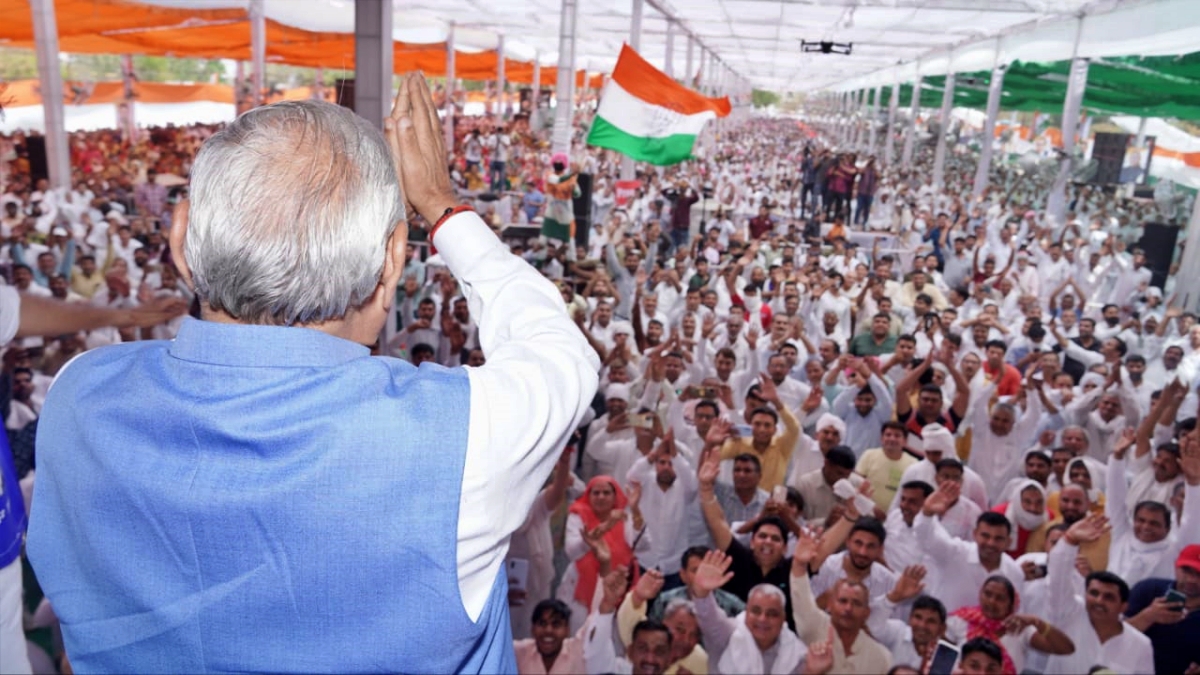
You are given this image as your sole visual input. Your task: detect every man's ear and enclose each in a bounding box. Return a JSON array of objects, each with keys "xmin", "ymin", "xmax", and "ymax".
[
  {"xmin": 169, "ymin": 199, "xmax": 194, "ymax": 289},
  {"xmin": 377, "ymin": 220, "xmax": 410, "ymax": 312}
]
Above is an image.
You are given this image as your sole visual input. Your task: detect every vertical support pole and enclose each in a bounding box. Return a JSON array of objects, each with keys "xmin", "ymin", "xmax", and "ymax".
[
  {"xmin": 496, "ymin": 34, "xmax": 506, "ymax": 119},
  {"xmin": 932, "ymin": 72, "xmax": 955, "ymax": 188},
  {"xmin": 1048, "ymin": 18, "xmax": 1089, "ymax": 227},
  {"xmin": 552, "ymin": 0, "xmax": 579, "ymax": 155},
  {"xmin": 29, "ymin": 0, "xmax": 70, "ymax": 189},
  {"xmin": 352, "ymin": 0, "xmax": 393, "ymax": 129},
  {"xmin": 902, "ymin": 74, "xmax": 922, "ymax": 168},
  {"xmin": 119, "ymin": 54, "xmax": 138, "ymax": 143},
  {"xmin": 686, "ymin": 35, "xmax": 694, "ymax": 83},
  {"xmin": 873, "ymin": 85, "xmax": 883, "ymax": 154},
  {"xmin": 1179, "ymin": 195, "xmax": 1200, "ymax": 313},
  {"xmin": 249, "ymin": 0, "xmax": 266, "ymax": 107},
  {"xmin": 664, "ymin": 21, "xmax": 675, "ymax": 79},
  {"xmin": 974, "ymin": 52, "xmax": 1006, "ymax": 199},
  {"xmin": 531, "ymin": 54, "xmax": 542, "ymax": 129},
  {"xmin": 885, "ymin": 76, "xmax": 899, "ymax": 167},
  {"xmin": 444, "ymin": 22, "xmax": 456, "ymax": 151},
  {"xmin": 619, "ymin": 0, "xmax": 643, "ymax": 179}
]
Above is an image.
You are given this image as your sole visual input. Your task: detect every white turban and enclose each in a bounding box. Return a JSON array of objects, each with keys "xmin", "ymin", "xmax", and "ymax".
[
  {"xmin": 922, "ymin": 423, "xmax": 956, "ymax": 458},
  {"xmin": 816, "ymin": 413, "xmax": 846, "ymax": 436},
  {"xmin": 611, "ymin": 321, "xmax": 635, "ymax": 338},
  {"xmin": 605, "ymin": 383, "xmax": 630, "ymax": 403}
]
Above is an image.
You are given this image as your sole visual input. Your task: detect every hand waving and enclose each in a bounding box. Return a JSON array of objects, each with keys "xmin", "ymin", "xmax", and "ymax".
[
  {"xmin": 693, "ymin": 550, "xmax": 735, "ymax": 598},
  {"xmin": 1066, "ymin": 512, "xmax": 1111, "ymax": 545},
  {"xmin": 803, "ymin": 625, "xmax": 836, "ymax": 675}
]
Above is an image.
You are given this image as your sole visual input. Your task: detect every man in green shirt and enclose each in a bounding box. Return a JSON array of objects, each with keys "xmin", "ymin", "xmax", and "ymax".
[{"xmin": 849, "ymin": 312, "xmax": 898, "ymax": 357}]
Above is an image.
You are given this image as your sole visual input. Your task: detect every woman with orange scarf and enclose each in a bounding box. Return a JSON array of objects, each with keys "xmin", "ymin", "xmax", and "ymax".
[
  {"xmin": 556, "ymin": 475, "xmax": 651, "ymax": 632},
  {"xmin": 945, "ymin": 576, "xmax": 1075, "ymax": 674}
]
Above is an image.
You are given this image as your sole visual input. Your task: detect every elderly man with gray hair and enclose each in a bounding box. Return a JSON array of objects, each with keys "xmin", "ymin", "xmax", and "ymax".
[
  {"xmin": 27, "ymin": 74, "xmax": 599, "ymax": 674},
  {"xmin": 690, "ymin": 550, "xmax": 813, "ymax": 674}
]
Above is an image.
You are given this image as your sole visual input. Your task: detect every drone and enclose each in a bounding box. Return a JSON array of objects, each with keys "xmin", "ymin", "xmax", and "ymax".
[{"xmin": 801, "ymin": 40, "xmax": 852, "ymax": 55}]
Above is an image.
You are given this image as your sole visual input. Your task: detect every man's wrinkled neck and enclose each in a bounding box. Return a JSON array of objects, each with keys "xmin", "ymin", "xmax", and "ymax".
[{"xmin": 200, "ymin": 304, "xmax": 371, "ymax": 345}]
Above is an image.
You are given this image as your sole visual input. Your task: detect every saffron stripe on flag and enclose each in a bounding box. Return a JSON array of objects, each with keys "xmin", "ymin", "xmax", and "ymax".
[{"xmin": 609, "ymin": 44, "xmax": 731, "ymax": 118}]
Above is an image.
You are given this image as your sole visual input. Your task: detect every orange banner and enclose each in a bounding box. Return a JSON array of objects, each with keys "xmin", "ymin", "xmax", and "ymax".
[{"xmin": 0, "ymin": 0, "xmax": 601, "ymax": 87}]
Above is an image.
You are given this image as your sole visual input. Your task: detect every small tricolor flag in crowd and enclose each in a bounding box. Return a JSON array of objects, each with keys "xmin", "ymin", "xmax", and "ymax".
[{"xmin": 587, "ymin": 44, "xmax": 731, "ymax": 166}]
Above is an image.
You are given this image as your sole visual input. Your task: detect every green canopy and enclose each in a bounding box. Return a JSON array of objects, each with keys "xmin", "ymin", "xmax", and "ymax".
[{"xmin": 871, "ymin": 52, "xmax": 1200, "ymax": 120}]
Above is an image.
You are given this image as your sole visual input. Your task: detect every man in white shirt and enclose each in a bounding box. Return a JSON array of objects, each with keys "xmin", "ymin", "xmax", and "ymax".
[
  {"xmin": 964, "ymin": 381, "xmax": 1046, "ymax": 494},
  {"xmin": 625, "ymin": 431, "xmax": 698, "ymax": 582},
  {"xmin": 890, "ymin": 424, "xmax": 988, "ymax": 513},
  {"xmin": 931, "ymin": 458, "xmax": 983, "ymax": 541},
  {"xmin": 583, "ymin": 569, "xmax": 673, "ymax": 675},
  {"xmin": 1106, "ymin": 428, "xmax": 1200, "ymax": 587},
  {"xmin": 913, "ymin": 481, "xmax": 1025, "ymax": 614},
  {"xmin": 884, "ymin": 480, "xmax": 934, "ymax": 574},
  {"xmin": 810, "ymin": 517, "xmax": 897, "ymax": 605},
  {"xmin": 1044, "ymin": 513, "xmax": 1155, "ymax": 675},
  {"xmin": 582, "ymin": 384, "xmax": 638, "ymax": 481}
]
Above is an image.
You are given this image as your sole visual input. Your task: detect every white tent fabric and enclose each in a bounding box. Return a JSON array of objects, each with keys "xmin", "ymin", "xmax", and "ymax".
[
  {"xmin": 836, "ymin": 0, "xmax": 1200, "ymax": 92},
  {"xmin": 124, "ymin": 0, "xmax": 1200, "ymax": 92},
  {"xmin": 0, "ymin": 101, "xmax": 236, "ymax": 133}
]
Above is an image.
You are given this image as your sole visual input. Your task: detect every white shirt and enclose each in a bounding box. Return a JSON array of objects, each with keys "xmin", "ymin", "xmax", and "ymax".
[
  {"xmin": 582, "ymin": 416, "xmax": 639, "ymax": 483},
  {"xmin": 890, "ymin": 461, "xmax": 989, "ymax": 514},
  {"xmin": 583, "ymin": 611, "xmax": 633, "ymax": 674},
  {"xmin": 438, "ymin": 213, "xmax": 600, "ymax": 621},
  {"xmin": 1043, "ymin": 540, "xmax": 1155, "ymax": 675},
  {"xmin": 624, "ymin": 454, "xmax": 698, "ymax": 575},
  {"xmin": 938, "ymin": 497, "xmax": 983, "ymax": 542},
  {"xmin": 964, "ymin": 383, "xmax": 1044, "ymax": 501},
  {"xmin": 811, "ymin": 551, "xmax": 896, "ymax": 604},
  {"xmin": 883, "ymin": 510, "xmax": 928, "ymax": 575},
  {"xmin": 1106, "ymin": 457, "xmax": 1200, "ymax": 587},
  {"xmin": 912, "ymin": 513, "xmax": 1025, "ymax": 614}
]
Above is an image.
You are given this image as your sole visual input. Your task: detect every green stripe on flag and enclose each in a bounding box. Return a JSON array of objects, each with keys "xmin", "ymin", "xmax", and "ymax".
[{"xmin": 586, "ymin": 117, "xmax": 699, "ymax": 166}]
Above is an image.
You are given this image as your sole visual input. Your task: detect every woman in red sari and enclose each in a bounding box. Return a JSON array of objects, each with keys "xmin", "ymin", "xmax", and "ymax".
[
  {"xmin": 945, "ymin": 576, "xmax": 1075, "ymax": 674},
  {"xmin": 556, "ymin": 476, "xmax": 649, "ymax": 632}
]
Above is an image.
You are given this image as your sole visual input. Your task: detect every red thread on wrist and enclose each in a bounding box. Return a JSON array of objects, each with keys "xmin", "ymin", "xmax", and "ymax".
[{"xmin": 430, "ymin": 205, "xmax": 473, "ymax": 241}]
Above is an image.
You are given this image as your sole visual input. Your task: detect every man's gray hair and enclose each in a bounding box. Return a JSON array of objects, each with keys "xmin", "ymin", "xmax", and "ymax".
[
  {"xmin": 187, "ymin": 100, "xmax": 405, "ymax": 325},
  {"xmin": 662, "ymin": 598, "xmax": 697, "ymax": 621},
  {"xmin": 747, "ymin": 583, "xmax": 786, "ymax": 606}
]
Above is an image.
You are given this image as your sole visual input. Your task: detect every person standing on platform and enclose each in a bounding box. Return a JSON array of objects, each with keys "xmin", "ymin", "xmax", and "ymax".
[{"xmin": 26, "ymin": 74, "xmax": 599, "ymax": 674}]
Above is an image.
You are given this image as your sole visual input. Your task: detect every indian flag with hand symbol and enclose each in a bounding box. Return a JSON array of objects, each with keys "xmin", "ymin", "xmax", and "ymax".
[{"xmin": 587, "ymin": 44, "xmax": 731, "ymax": 166}]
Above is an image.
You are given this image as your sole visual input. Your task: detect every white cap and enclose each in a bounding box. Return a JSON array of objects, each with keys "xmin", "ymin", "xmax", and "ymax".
[
  {"xmin": 816, "ymin": 413, "xmax": 846, "ymax": 436},
  {"xmin": 921, "ymin": 423, "xmax": 956, "ymax": 457},
  {"xmin": 605, "ymin": 383, "xmax": 630, "ymax": 402}
]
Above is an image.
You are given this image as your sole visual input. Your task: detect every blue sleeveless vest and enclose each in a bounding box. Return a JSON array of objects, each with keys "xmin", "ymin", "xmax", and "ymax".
[
  {"xmin": 27, "ymin": 318, "xmax": 516, "ymax": 673},
  {"xmin": 0, "ymin": 430, "xmax": 26, "ymax": 569}
]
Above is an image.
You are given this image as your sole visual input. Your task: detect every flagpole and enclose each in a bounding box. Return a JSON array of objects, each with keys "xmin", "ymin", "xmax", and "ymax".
[{"xmin": 620, "ymin": 0, "xmax": 644, "ymax": 181}]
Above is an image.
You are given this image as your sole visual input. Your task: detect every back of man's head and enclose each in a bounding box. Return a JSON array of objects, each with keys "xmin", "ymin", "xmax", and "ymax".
[{"xmin": 186, "ymin": 100, "xmax": 405, "ymax": 326}]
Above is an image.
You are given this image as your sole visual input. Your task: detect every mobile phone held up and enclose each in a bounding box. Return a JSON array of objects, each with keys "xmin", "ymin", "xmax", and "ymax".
[
  {"xmin": 628, "ymin": 412, "xmax": 657, "ymax": 430},
  {"xmin": 1164, "ymin": 588, "xmax": 1187, "ymax": 609},
  {"xmin": 928, "ymin": 640, "xmax": 960, "ymax": 675}
]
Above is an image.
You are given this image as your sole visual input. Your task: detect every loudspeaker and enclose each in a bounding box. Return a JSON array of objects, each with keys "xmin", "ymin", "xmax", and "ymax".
[
  {"xmin": 1091, "ymin": 132, "xmax": 1128, "ymax": 185},
  {"xmin": 335, "ymin": 78, "xmax": 355, "ymax": 113},
  {"xmin": 1136, "ymin": 222, "xmax": 1179, "ymax": 289},
  {"xmin": 573, "ymin": 172, "xmax": 593, "ymax": 248},
  {"xmin": 25, "ymin": 137, "xmax": 47, "ymax": 186}
]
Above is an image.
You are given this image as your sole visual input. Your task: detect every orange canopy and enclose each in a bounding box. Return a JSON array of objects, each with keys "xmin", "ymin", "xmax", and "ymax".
[
  {"xmin": 2, "ymin": 79, "xmax": 235, "ymax": 106},
  {"xmin": 0, "ymin": 0, "xmax": 600, "ymax": 87}
]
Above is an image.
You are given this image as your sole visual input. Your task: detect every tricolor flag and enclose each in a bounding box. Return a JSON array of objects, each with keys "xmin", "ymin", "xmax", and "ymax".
[{"xmin": 587, "ymin": 44, "xmax": 731, "ymax": 166}]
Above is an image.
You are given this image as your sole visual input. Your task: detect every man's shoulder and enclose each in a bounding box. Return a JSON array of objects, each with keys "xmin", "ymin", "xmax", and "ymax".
[
  {"xmin": 49, "ymin": 340, "xmax": 167, "ymax": 390},
  {"xmin": 1129, "ymin": 577, "xmax": 1172, "ymax": 601}
]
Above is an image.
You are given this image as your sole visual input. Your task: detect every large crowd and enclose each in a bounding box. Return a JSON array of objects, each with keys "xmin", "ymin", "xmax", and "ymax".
[{"xmin": 1, "ymin": 90, "xmax": 1198, "ymax": 675}]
